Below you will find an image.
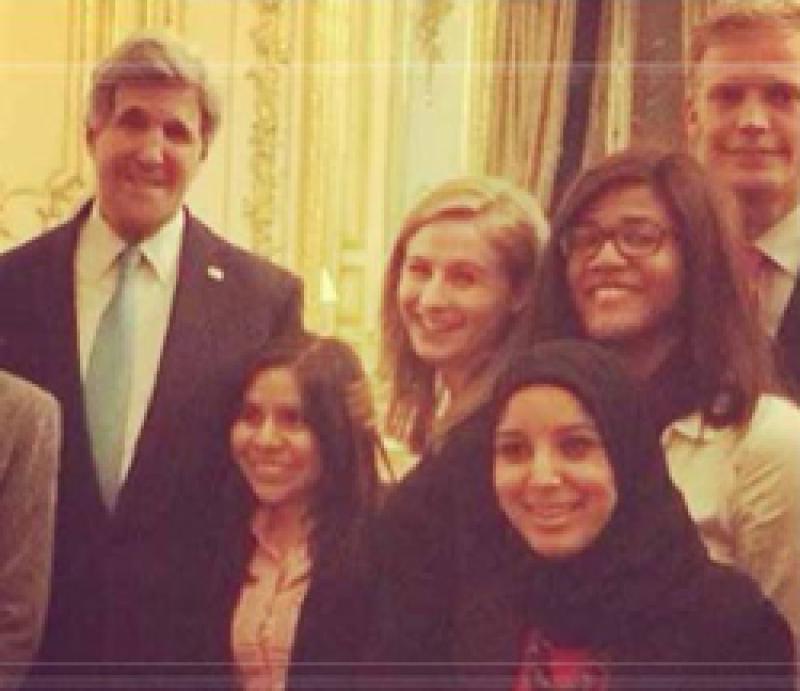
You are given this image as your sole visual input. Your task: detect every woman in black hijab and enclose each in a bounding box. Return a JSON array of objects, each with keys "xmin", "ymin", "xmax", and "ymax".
[{"xmin": 450, "ymin": 340, "xmax": 793, "ymax": 689}]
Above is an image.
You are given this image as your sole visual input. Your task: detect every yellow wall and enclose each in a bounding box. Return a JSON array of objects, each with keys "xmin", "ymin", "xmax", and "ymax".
[{"xmin": 0, "ymin": 0, "xmax": 492, "ymax": 372}]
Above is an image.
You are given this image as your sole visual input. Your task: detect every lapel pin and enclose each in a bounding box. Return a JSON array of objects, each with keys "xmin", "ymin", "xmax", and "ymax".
[{"xmin": 207, "ymin": 265, "xmax": 224, "ymax": 282}]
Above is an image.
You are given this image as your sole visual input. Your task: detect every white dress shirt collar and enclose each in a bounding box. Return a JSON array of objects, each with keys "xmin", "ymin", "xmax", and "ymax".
[
  {"xmin": 755, "ymin": 203, "xmax": 800, "ymax": 279},
  {"xmin": 77, "ymin": 201, "xmax": 185, "ymax": 283},
  {"xmin": 664, "ymin": 411, "xmax": 718, "ymax": 444}
]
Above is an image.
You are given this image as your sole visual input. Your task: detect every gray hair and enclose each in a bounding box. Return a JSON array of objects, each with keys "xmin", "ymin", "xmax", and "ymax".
[{"xmin": 87, "ymin": 31, "xmax": 221, "ymax": 156}]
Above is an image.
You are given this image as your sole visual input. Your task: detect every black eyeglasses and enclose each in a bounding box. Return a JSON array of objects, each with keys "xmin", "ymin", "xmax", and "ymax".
[{"xmin": 559, "ymin": 221, "xmax": 674, "ymax": 260}]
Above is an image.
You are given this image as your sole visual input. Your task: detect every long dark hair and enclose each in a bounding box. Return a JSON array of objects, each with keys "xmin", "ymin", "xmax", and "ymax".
[
  {"xmin": 533, "ymin": 149, "xmax": 776, "ymax": 426},
  {"xmin": 231, "ymin": 332, "xmax": 384, "ymax": 579}
]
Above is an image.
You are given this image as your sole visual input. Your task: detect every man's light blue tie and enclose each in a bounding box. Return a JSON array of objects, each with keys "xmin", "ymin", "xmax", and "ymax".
[{"xmin": 85, "ymin": 245, "xmax": 139, "ymax": 510}]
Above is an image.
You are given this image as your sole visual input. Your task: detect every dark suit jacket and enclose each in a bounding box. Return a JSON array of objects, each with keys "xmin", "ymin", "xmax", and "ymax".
[
  {"xmin": 181, "ymin": 471, "xmax": 376, "ymax": 690},
  {"xmin": 450, "ymin": 559, "xmax": 795, "ymax": 691},
  {"xmin": 777, "ymin": 277, "xmax": 800, "ymax": 395},
  {"xmin": 0, "ymin": 202, "xmax": 302, "ymax": 669},
  {"xmin": 368, "ymin": 406, "xmax": 796, "ymax": 690},
  {"xmin": 366, "ymin": 405, "xmax": 496, "ymax": 687}
]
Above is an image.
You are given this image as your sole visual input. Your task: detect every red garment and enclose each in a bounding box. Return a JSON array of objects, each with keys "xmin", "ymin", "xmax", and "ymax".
[{"xmin": 512, "ymin": 629, "xmax": 608, "ymax": 691}]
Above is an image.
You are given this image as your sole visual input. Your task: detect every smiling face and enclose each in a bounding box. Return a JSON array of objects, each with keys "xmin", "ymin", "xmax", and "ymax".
[
  {"xmin": 494, "ymin": 384, "xmax": 617, "ymax": 559},
  {"xmin": 396, "ymin": 218, "xmax": 517, "ymax": 388},
  {"xmin": 87, "ymin": 81, "xmax": 204, "ymax": 242},
  {"xmin": 566, "ymin": 183, "xmax": 685, "ymax": 351},
  {"xmin": 686, "ymin": 28, "xmax": 800, "ymax": 227},
  {"xmin": 230, "ymin": 367, "xmax": 321, "ymax": 510}
]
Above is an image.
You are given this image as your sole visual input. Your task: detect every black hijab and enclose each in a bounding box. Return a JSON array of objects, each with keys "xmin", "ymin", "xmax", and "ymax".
[{"xmin": 452, "ymin": 340, "xmax": 792, "ymax": 677}]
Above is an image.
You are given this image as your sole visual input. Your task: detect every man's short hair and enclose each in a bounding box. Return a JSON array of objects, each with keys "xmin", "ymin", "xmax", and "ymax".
[
  {"xmin": 87, "ymin": 31, "xmax": 221, "ymax": 156},
  {"xmin": 687, "ymin": 1, "xmax": 800, "ymax": 91}
]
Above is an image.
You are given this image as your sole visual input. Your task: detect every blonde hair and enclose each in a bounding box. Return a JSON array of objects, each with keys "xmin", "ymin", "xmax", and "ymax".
[
  {"xmin": 380, "ymin": 176, "xmax": 548, "ymax": 454},
  {"xmin": 688, "ymin": 1, "xmax": 800, "ymax": 92},
  {"xmin": 87, "ymin": 30, "xmax": 221, "ymax": 157}
]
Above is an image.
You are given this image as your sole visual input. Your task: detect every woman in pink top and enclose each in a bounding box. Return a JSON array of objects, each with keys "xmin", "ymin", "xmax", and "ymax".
[{"xmin": 192, "ymin": 333, "xmax": 384, "ymax": 690}]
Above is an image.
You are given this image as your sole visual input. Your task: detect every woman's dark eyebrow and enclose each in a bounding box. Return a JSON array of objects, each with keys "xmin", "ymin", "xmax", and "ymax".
[
  {"xmin": 494, "ymin": 427, "xmax": 526, "ymax": 439},
  {"xmin": 558, "ymin": 421, "xmax": 599, "ymax": 434}
]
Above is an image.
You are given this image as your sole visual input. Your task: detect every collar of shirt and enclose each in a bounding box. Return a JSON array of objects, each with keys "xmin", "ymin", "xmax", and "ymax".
[
  {"xmin": 249, "ymin": 507, "xmax": 311, "ymax": 582},
  {"xmin": 76, "ymin": 201, "xmax": 184, "ymax": 284},
  {"xmin": 433, "ymin": 372, "xmax": 451, "ymax": 420},
  {"xmin": 754, "ymin": 203, "xmax": 800, "ymax": 279},
  {"xmin": 662, "ymin": 410, "xmax": 720, "ymax": 444}
]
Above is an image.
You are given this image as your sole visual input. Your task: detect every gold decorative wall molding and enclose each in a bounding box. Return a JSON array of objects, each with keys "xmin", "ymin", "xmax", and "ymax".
[
  {"xmin": 246, "ymin": 0, "xmax": 291, "ymax": 258},
  {"xmin": 0, "ymin": 0, "xmax": 93, "ymax": 246},
  {"xmin": 141, "ymin": 0, "xmax": 185, "ymax": 30},
  {"xmin": 0, "ymin": 175, "xmax": 85, "ymax": 241},
  {"xmin": 415, "ymin": 0, "xmax": 455, "ymax": 86},
  {"xmin": 467, "ymin": 0, "xmax": 498, "ymax": 175},
  {"xmin": 301, "ymin": 1, "xmax": 325, "ymax": 331}
]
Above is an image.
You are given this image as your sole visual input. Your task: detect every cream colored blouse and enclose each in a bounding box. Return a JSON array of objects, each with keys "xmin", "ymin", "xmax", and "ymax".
[
  {"xmin": 231, "ymin": 510, "xmax": 311, "ymax": 691},
  {"xmin": 664, "ymin": 394, "xmax": 800, "ymax": 654}
]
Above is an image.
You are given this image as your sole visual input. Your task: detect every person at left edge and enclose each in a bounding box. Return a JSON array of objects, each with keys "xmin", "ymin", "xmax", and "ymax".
[
  {"xmin": 0, "ymin": 31, "xmax": 302, "ymax": 674},
  {"xmin": 0, "ymin": 372, "xmax": 59, "ymax": 690}
]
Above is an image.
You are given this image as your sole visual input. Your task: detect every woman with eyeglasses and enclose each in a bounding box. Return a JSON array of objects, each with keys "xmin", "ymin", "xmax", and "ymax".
[{"xmin": 533, "ymin": 149, "xmax": 800, "ymax": 654}]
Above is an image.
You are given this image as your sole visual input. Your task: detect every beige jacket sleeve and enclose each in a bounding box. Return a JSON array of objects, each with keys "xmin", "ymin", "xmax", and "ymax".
[
  {"xmin": 730, "ymin": 396, "xmax": 800, "ymax": 654},
  {"xmin": 0, "ymin": 372, "xmax": 59, "ymax": 688},
  {"xmin": 665, "ymin": 394, "xmax": 800, "ymax": 666}
]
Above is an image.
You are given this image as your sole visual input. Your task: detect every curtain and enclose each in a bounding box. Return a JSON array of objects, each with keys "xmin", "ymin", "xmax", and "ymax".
[
  {"xmin": 484, "ymin": 0, "xmax": 578, "ymax": 208},
  {"xmin": 582, "ymin": 0, "xmax": 636, "ymax": 165}
]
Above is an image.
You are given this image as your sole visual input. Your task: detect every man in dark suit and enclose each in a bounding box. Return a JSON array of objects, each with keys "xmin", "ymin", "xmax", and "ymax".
[
  {"xmin": 685, "ymin": 2, "xmax": 800, "ymax": 391},
  {"xmin": 0, "ymin": 32, "xmax": 301, "ymax": 677}
]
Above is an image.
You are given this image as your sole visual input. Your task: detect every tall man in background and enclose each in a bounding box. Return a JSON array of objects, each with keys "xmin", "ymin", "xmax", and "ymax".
[
  {"xmin": 0, "ymin": 32, "xmax": 301, "ymax": 673},
  {"xmin": 685, "ymin": 2, "xmax": 800, "ymax": 389}
]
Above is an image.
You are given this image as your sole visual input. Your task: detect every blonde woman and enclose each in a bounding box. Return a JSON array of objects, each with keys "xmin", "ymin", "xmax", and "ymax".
[
  {"xmin": 381, "ymin": 176, "xmax": 548, "ymax": 459},
  {"xmin": 369, "ymin": 177, "xmax": 546, "ymax": 666}
]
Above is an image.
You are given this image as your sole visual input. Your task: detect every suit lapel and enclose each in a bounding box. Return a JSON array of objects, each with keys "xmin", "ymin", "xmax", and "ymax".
[
  {"xmin": 34, "ymin": 204, "xmax": 109, "ymax": 521},
  {"xmin": 114, "ymin": 218, "xmax": 230, "ymax": 527},
  {"xmin": 777, "ymin": 276, "xmax": 800, "ymax": 392},
  {"xmin": 37, "ymin": 218, "xmax": 83, "ymax": 409},
  {"xmin": 116, "ymin": 217, "xmax": 252, "ymax": 527}
]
